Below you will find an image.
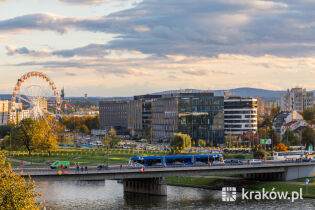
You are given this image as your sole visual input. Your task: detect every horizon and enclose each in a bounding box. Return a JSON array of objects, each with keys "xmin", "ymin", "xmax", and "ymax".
[{"xmin": 0, "ymin": 86, "xmax": 310, "ymax": 98}]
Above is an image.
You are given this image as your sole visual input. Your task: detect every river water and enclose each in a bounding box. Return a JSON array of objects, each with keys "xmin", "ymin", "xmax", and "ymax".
[{"xmin": 36, "ymin": 181, "xmax": 315, "ymax": 210}]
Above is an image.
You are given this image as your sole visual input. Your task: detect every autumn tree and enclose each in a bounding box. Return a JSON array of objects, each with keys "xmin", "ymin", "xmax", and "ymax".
[
  {"xmin": 103, "ymin": 128, "xmax": 120, "ymax": 148},
  {"xmin": 79, "ymin": 124, "xmax": 89, "ymax": 135},
  {"xmin": 0, "ymin": 151, "xmax": 41, "ymax": 209},
  {"xmin": 170, "ymin": 133, "xmax": 191, "ymax": 153},
  {"xmin": 274, "ymin": 143, "xmax": 288, "ymax": 152},
  {"xmin": 7, "ymin": 118, "xmax": 57, "ymax": 155},
  {"xmin": 198, "ymin": 139, "xmax": 206, "ymax": 147}
]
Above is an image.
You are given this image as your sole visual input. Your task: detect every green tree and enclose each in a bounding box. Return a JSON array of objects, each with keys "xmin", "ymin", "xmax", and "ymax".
[
  {"xmin": 104, "ymin": 128, "xmax": 120, "ymax": 148},
  {"xmin": 0, "ymin": 125, "xmax": 12, "ymax": 138},
  {"xmin": 170, "ymin": 133, "xmax": 191, "ymax": 153},
  {"xmin": 302, "ymin": 126, "xmax": 315, "ymax": 148},
  {"xmin": 303, "ymin": 109, "xmax": 314, "ymax": 122},
  {"xmin": 282, "ymin": 129, "xmax": 300, "ymax": 146},
  {"xmin": 0, "ymin": 151, "xmax": 41, "ymax": 209},
  {"xmin": 198, "ymin": 139, "xmax": 206, "ymax": 147},
  {"xmin": 269, "ymin": 129, "xmax": 281, "ymax": 145}
]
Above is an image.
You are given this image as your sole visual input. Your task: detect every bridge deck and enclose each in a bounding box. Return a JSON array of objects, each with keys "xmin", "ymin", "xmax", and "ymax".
[{"xmin": 14, "ymin": 162, "xmax": 315, "ymax": 181}]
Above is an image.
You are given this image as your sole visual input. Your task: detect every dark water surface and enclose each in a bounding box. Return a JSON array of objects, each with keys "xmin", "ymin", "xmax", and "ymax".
[{"xmin": 36, "ymin": 181, "xmax": 315, "ymax": 210}]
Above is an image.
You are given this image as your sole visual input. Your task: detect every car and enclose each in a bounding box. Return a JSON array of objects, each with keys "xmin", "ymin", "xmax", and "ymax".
[
  {"xmin": 225, "ymin": 159, "xmax": 243, "ymax": 165},
  {"xmin": 50, "ymin": 161, "xmax": 70, "ymax": 169},
  {"xmin": 212, "ymin": 161, "xmax": 225, "ymax": 166},
  {"xmin": 249, "ymin": 159, "xmax": 262, "ymax": 165},
  {"xmin": 97, "ymin": 165, "xmax": 108, "ymax": 170}
]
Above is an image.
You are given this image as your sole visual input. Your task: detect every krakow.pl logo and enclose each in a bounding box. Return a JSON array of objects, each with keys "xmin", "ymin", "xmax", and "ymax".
[
  {"xmin": 221, "ymin": 187, "xmax": 237, "ymax": 202},
  {"xmin": 221, "ymin": 187, "xmax": 303, "ymax": 202}
]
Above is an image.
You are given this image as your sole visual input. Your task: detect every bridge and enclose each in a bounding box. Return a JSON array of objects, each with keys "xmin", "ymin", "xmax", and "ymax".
[{"xmin": 16, "ymin": 162, "xmax": 315, "ymax": 196}]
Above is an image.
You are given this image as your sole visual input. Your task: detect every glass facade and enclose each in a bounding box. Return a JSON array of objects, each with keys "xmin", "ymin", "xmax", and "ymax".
[{"xmin": 177, "ymin": 93, "xmax": 224, "ymax": 145}]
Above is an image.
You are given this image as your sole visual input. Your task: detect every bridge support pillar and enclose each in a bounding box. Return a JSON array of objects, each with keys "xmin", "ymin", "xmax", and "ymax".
[{"xmin": 123, "ymin": 177, "xmax": 167, "ymax": 196}]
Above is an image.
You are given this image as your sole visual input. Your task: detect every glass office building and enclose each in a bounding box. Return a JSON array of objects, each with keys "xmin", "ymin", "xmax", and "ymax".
[{"xmin": 152, "ymin": 92, "xmax": 224, "ymax": 145}]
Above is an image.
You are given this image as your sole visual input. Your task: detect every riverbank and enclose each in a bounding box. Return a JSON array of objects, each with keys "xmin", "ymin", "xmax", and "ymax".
[{"xmin": 165, "ymin": 176, "xmax": 315, "ymax": 198}]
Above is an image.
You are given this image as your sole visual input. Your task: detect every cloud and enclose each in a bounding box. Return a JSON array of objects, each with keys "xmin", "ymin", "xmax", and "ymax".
[
  {"xmin": 5, "ymin": 44, "xmax": 109, "ymax": 58},
  {"xmin": 10, "ymin": 54, "xmax": 315, "ymax": 92},
  {"xmin": 1, "ymin": 0, "xmax": 315, "ymax": 57},
  {"xmin": 0, "ymin": 36, "xmax": 14, "ymax": 42},
  {"xmin": 6, "ymin": 45, "xmax": 50, "ymax": 57},
  {"xmin": 59, "ymin": 0, "xmax": 113, "ymax": 4}
]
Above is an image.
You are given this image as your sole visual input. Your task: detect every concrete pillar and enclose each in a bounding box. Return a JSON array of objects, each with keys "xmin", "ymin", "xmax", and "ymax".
[{"xmin": 123, "ymin": 177, "xmax": 167, "ymax": 196}]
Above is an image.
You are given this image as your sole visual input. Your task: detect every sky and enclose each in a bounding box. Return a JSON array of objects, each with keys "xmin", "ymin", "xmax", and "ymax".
[{"xmin": 1, "ymin": 0, "xmax": 315, "ymax": 97}]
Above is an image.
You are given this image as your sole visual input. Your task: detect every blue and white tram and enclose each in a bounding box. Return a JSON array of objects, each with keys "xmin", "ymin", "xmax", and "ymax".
[{"xmin": 128, "ymin": 154, "xmax": 223, "ymax": 167}]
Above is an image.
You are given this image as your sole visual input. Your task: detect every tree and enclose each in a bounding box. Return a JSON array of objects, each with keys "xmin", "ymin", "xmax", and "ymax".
[
  {"xmin": 302, "ymin": 126, "xmax": 315, "ymax": 148},
  {"xmin": 198, "ymin": 139, "xmax": 206, "ymax": 147},
  {"xmin": 253, "ymin": 149, "xmax": 269, "ymax": 159},
  {"xmin": 79, "ymin": 124, "xmax": 89, "ymax": 135},
  {"xmin": 104, "ymin": 128, "xmax": 120, "ymax": 148},
  {"xmin": 269, "ymin": 129, "xmax": 280, "ymax": 145},
  {"xmin": 0, "ymin": 125, "xmax": 12, "ymax": 139},
  {"xmin": 282, "ymin": 129, "xmax": 300, "ymax": 146},
  {"xmin": 270, "ymin": 105, "xmax": 280, "ymax": 121},
  {"xmin": 0, "ymin": 151, "xmax": 41, "ymax": 208},
  {"xmin": 170, "ymin": 133, "xmax": 191, "ymax": 153},
  {"xmin": 8, "ymin": 118, "xmax": 57, "ymax": 155},
  {"xmin": 274, "ymin": 143, "xmax": 288, "ymax": 152},
  {"xmin": 302, "ymin": 109, "xmax": 314, "ymax": 123}
]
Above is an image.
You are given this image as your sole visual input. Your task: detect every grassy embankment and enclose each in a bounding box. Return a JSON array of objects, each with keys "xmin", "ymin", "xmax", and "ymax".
[
  {"xmin": 166, "ymin": 176, "xmax": 315, "ymax": 198},
  {"xmin": 251, "ymin": 182, "xmax": 315, "ymax": 198},
  {"xmin": 7, "ymin": 148, "xmax": 169, "ymax": 166}
]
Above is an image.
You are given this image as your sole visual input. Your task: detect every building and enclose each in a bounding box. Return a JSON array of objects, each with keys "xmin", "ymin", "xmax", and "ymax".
[
  {"xmin": 0, "ymin": 100, "xmax": 9, "ymax": 125},
  {"xmin": 272, "ymin": 111, "xmax": 307, "ymax": 137},
  {"xmin": 280, "ymin": 88, "xmax": 313, "ymax": 112},
  {"xmin": 128, "ymin": 95, "xmax": 161, "ymax": 138},
  {"xmin": 224, "ymin": 97, "xmax": 258, "ymax": 136},
  {"xmin": 151, "ymin": 92, "xmax": 224, "ymax": 145},
  {"xmin": 99, "ymin": 101, "xmax": 129, "ymax": 135}
]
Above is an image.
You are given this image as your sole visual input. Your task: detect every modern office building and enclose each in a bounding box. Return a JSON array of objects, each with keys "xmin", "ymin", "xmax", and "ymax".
[
  {"xmin": 0, "ymin": 100, "xmax": 9, "ymax": 125},
  {"xmin": 99, "ymin": 101, "xmax": 129, "ymax": 134},
  {"xmin": 280, "ymin": 88, "xmax": 313, "ymax": 112},
  {"xmin": 128, "ymin": 95, "xmax": 161, "ymax": 138},
  {"xmin": 151, "ymin": 92, "xmax": 224, "ymax": 145},
  {"xmin": 224, "ymin": 97, "xmax": 258, "ymax": 136}
]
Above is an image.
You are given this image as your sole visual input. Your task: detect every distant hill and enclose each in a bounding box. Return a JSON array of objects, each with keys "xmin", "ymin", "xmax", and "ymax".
[
  {"xmin": 214, "ymin": 87, "xmax": 286, "ymax": 99},
  {"xmin": 152, "ymin": 87, "xmax": 286, "ymax": 100},
  {"xmin": 1, "ymin": 87, "xmax": 314, "ymax": 102}
]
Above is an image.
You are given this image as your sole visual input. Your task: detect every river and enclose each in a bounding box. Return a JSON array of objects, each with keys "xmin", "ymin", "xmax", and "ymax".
[{"xmin": 36, "ymin": 181, "xmax": 315, "ymax": 210}]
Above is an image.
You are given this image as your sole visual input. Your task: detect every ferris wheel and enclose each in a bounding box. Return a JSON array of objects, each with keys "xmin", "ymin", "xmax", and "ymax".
[{"xmin": 11, "ymin": 71, "xmax": 61, "ymax": 124}]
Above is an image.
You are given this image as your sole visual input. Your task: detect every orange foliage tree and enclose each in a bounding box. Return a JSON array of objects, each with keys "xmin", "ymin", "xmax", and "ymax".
[{"xmin": 274, "ymin": 143, "xmax": 288, "ymax": 152}]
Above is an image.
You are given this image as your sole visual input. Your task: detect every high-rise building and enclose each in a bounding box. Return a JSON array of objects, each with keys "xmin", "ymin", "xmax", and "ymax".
[
  {"xmin": 128, "ymin": 95, "xmax": 162, "ymax": 138},
  {"xmin": 99, "ymin": 101, "xmax": 129, "ymax": 134},
  {"xmin": 280, "ymin": 88, "xmax": 313, "ymax": 112},
  {"xmin": 151, "ymin": 92, "xmax": 224, "ymax": 145},
  {"xmin": 224, "ymin": 97, "xmax": 258, "ymax": 136},
  {"xmin": 0, "ymin": 100, "xmax": 9, "ymax": 125}
]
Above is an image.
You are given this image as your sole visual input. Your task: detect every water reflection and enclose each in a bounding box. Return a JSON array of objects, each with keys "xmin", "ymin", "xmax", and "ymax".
[{"xmin": 36, "ymin": 180, "xmax": 315, "ymax": 210}]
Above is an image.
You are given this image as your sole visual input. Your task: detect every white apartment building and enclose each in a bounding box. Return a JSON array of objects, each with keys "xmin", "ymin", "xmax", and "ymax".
[
  {"xmin": 224, "ymin": 97, "xmax": 258, "ymax": 136},
  {"xmin": 280, "ymin": 88, "xmax": 313, "ymax": 112},
  {"xmin": 0, "ymin": 100, "xmax": 9, "ymax": 125}
]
